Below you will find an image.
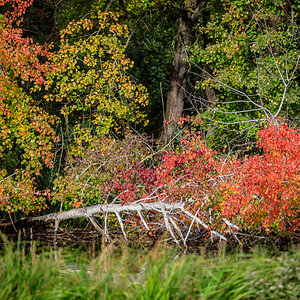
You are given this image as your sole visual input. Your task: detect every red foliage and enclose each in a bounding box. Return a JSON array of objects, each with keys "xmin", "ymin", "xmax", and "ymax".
[
  {"xmin": 0, "ymin": 0, "xmax": 33, "ymax": 24},
  {"xmin": 0, "ymin": 0, "xmax": 55, "ymax": 85},
  {"xmin": 154, "ymin": 135, "xmax": 218, "ymax": 204},
  {"xmin": 111, "ymin": 163, "xmax": 156, "ymax": 203},
  {"xmin": 110, "ymin": 120, "xmax": 299, "ymax": 234},
  {"xmin": 0, "ymin": 0, "xmax": 58, "ymax": 212},
  {"xmin": 221, "ymin": 121, "xmax": 300, "ymax": 232}
]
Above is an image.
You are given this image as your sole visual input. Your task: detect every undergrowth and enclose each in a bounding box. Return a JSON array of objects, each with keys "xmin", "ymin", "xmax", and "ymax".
[{"xmin": 0, "ymin": 237, "xmax": 299, "ymax": 299}]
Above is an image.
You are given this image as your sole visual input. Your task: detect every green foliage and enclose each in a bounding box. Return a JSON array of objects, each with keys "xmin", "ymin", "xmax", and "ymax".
[
  {"xmin": 54, "ymin": 0, "xmax": 97, "ymax": 30},
  {"xmin": 0, "ymin": 238, "xmax": 299, "ymax": 299},
  {"xmin": 45, "ymin": 11, "xmax": 149, "ymax": 143},
  {"xmin": 53, "ymin": 0, "xmax": 178, "ymax": 136},
  {"xmin": 190, "ymin": 0, "xmax": 300, "ymax": 150}
]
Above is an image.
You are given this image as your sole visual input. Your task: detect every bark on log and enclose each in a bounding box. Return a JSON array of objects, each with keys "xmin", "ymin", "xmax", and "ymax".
[
  {"xmin": 23, "ymin": 202, "xmax": 185, "ymax": 223},
  {"xmin": 11, "ymin": 201, "xmax": 236, "ymax": 244}
]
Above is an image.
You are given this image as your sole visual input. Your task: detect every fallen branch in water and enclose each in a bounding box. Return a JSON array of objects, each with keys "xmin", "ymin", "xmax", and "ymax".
[{"xmin": 17, "ymin": 201, "xmax": 236, "ymax": 246}]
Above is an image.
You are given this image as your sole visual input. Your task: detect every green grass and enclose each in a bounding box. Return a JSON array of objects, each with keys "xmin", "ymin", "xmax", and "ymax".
[{"xmin": 0, "ymin": 237, "xmax": 299, "ymax": 299}]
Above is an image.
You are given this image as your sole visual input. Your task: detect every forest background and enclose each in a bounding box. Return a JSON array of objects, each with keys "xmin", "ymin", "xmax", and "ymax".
[{"xmin": 0, "ymin": 0, "xmax": 299, "ymax": 244}]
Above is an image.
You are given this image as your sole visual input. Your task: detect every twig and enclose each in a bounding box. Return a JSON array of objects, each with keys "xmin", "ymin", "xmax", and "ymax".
[
  {"xmin": 114, "ymin": 210, "xmax": 127, "ymax": 241},
  {"xmin": 163, "ymin": 209, "xmax": 179, "ymax": 245},
  {"xmin": 137, "ymin": 210, "xmax": 149, "ymax": 230},
  {"xmin": 184, "ymin": 207, "xmax": 200, "ymax": 245},
  {"xmin": 86, "ymin": 215, "xmax": 104, "ymax": 235}
]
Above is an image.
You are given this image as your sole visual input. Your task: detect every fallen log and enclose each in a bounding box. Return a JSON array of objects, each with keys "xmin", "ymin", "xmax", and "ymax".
[
  {"xmin": 11, "ymin": 201, "xmax": 238, "ymax": 246},
  {"xmin": 26, "ymin": 202, "xmax": 185, "ymax": 222}
]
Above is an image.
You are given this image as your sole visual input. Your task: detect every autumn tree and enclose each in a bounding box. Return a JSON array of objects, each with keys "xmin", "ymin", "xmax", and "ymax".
[
  {"xmin": 44, "ymin": 11, "xmax": 149, "ymax": 150},
  {"xmin": 0, "ymin": 0, "xmax": 57, "ymax": 213}
]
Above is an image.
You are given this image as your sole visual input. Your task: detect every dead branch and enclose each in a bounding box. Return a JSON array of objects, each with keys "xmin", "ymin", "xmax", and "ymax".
[{"xmin": 16, "ymin": 200, "xmax": 239, "ymax": 245}]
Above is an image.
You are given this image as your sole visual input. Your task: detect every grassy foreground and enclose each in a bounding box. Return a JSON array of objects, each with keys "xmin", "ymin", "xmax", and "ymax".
[{"xmin": 0, "ymin": 239, "xmax": 299, "ymax": 300}]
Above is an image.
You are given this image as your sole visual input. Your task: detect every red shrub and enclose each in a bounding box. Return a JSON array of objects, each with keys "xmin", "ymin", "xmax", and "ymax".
[{"xmin": 220, "ymin": 121, "xmax": 300, "ymax": 232}]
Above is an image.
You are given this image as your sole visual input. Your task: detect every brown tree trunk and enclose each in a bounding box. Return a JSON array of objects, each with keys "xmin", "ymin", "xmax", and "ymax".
[
  {"xmin": 160, "ymin": 0, "xmax": 200, "ymax": 143},
  {"xmin": 204, "ymin": 83, "xmax": 217, "ymax": 137}
]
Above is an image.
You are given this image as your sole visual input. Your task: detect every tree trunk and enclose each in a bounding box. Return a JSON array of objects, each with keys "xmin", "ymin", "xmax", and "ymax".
[
  {"xmin": 204, "ymin": 65, "xmax": 217, "ymax": 138},
  {"xmin": 160, "ymin": 0, "xmax": 200, "ymax": 143}
]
